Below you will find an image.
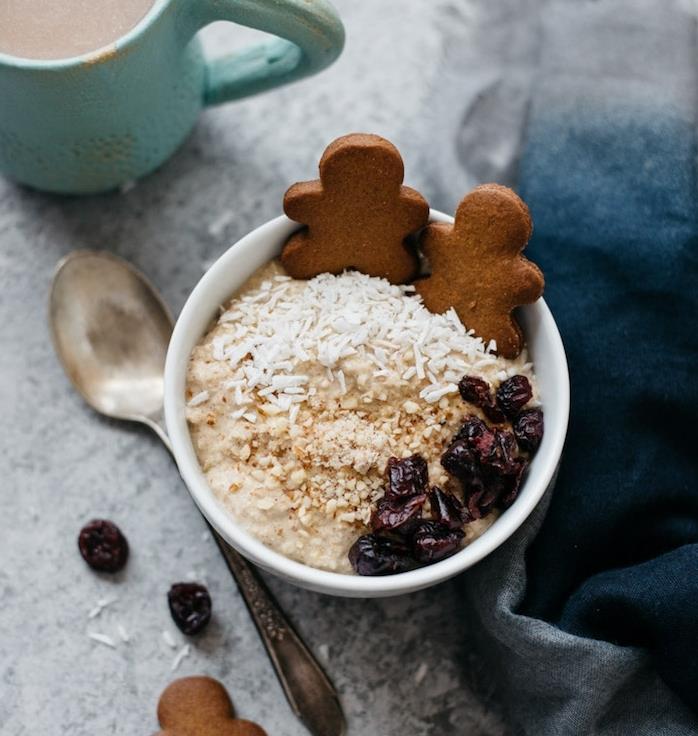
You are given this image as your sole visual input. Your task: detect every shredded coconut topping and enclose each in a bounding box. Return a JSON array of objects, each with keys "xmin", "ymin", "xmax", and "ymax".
[{"xmin": 191, "ymin": 270, "xmax": 505, "ymax": 414}]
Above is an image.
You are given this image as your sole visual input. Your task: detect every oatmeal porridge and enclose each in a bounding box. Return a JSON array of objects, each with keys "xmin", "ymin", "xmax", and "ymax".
[{"xmin": 185, "ymin": 260, "xmax": 540, "ymax": 574}]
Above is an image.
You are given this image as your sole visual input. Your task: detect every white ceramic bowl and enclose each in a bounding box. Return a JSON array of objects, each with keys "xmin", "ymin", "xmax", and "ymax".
[{"xmin": 165, "ymin": 211, "xmax": 570, "ymax": 598}]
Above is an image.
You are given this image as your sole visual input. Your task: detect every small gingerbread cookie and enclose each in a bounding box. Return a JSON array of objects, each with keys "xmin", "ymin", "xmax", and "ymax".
[
  {"xmin": 281, "ymin": 133, "xmax": 429, "ymax": 283},
  {"xmin": 156, "ymin": 676, "xmax": 267, "ymax": 736},
  {"xmin": 415, "ymin": 184, "xmax": 543, "ymax": 358}
]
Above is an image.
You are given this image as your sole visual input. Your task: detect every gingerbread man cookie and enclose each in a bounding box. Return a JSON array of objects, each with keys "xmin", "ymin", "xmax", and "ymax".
[
  {"xmin": 415, "ymin": 184, "xmax": 544, "ymax": 358},
  {"xmin": 156, "ymin": 676, "xmax": 267, "ymax": 736},
  {"xmin": 281, "ymin": 133, "xmax": 429, "ymax": 283}
]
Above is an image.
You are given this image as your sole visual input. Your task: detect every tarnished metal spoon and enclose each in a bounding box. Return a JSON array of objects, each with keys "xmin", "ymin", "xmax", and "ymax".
[{"xmin": 49, "ymin": 250, "xmax": 345, "ymax": 736}]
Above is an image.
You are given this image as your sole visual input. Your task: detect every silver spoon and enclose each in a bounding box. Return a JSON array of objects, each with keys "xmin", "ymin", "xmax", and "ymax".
[{"xmin": 49, "ymin": 250, "xmax": 345, "ymax": 736}]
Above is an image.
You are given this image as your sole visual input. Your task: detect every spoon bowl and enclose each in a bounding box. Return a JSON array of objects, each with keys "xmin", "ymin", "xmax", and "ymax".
[{"xmin": 50, "ymin": 251, "xmax": 173, "ymax": 433}]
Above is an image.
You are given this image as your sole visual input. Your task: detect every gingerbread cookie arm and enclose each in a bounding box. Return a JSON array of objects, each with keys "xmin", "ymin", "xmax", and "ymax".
[
  {"xmin": 399, "ymin": 186, "xmax": 430, "ymax": 233},
  {"xmin": 505, "ymin": 257, "xmax": 545, "ymax": 306},
  {"xmin": 283, "ymin": 180, "xmax": 323, "ymax": 223},
  {"xmin": 414, "ymin": 224, "xmax": 458, "ymax": 314}
]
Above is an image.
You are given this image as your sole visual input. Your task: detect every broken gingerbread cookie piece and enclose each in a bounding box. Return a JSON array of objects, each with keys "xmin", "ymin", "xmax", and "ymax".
[
  {"xmin": 415, "ymin": 184, "xmax": 544, "ymax": 358},
  {"xmin": 156, "ymin": 676, "xmax": 267, "ymax": 736},
  {"xmin": 281, "ymin": 133, "xmax": 429, "ymax": 283}
]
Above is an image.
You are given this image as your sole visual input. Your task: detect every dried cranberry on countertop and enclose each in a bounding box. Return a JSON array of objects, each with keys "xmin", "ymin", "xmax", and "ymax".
[
  {"xmin": 168, "ymin": 582, "xmax": 212, "ymax": 635},
  {"xmin": 371, "ymin": 493, "xmax": 426, "ymax": 533},
  {"xmin": 410, "ymin": 521, "xmax": 465, "ymax": 564},
  {"xmin": 495, "ymin": 375, "xmax": 533, "ymax": 418},
  {"xmin": 428, "ymin": 487, "xmax": 470, "ymax": 529},
  {"xmin": 385, "ymin": 454, "xmax": 429, "ymax": 499},
  {"xmin": 349, "ymin": 534, "xmax": 415, "ymax": 576},
  {"xmin": 513, "ymin": 408, "xmax": 545, "ymax": 453},
  {"xmin": 78, "ymin": 519, "xmax": 129, "ymax": 573}
]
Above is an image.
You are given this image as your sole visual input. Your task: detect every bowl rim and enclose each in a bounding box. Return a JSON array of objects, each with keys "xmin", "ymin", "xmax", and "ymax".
[{"xmin": 164, "ymin": 210, "xmax": 570, "ymax": 596}]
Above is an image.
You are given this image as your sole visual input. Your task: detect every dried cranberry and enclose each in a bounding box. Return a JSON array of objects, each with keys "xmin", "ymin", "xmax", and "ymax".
[
  {"xmin": 464, "ymin": 485, "xmax": 502, "ymax": 519},
  {"xmin": 454, "ymin": 416, "xmax": 489, "ymax": 444},
  {"xmin": 496, "ymin": 375, "xmax": 533, "ymax": 417},
  {"xmin": 385, "ymin": 455, "xmax": 429, "ymax": 499},
  {"xmin": 410, "ymin": 521, "xmax": 464, "ymax": 563},
  {"xmin": 484, "ymin": 429, "xmax": 519, "ymax": 475},
  {"xmin": 78, "ymin": 519, "xmax": 129, "ymax": 573},
  {"xmin": 459, "ymin": 376, "xmax": 507, "ymax": 423},
  {"xmin": 428, "ymin": 487, "xmax": 469, "ymax": 528},
  {"xmin": 371, "ymin": 493, "xmax": 426, "ymax": 533},
  {"xmin": 168, "ymin": 583, "xmax": 212, "ymax": 635},
  {"xmin": 458, "ymin": 376, "xmax": 492, "ymax": 407},
  {"xmin": 498, "ymin": 458, "xmax": 528, "ymax": 508},
  {"xmin": 513, "ymin": 408, "xmax": 544, "ymax": 453},
  {"xmin": 441, "ymin": 440, "xmax": 480, "ymax": 482},
  {"xmin": 483, "ymin": 403, "xmax": 507, "ymax": 424},
  {"xmin": 349, "ymin": 534, "xmax": 415, "ymax": 576},
  {"xmin": 469, "ymin": 426, "xmax": 498, "ymax": 463}
]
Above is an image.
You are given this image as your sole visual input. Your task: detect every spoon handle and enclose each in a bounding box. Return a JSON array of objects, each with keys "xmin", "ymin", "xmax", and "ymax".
[
  {"xmin": 147, "ymin": 413, "xmax": 345, "ymax": 736},
  {"xmin": 213, "ymin": 533, "xmax": 346, "ymax": 736}
]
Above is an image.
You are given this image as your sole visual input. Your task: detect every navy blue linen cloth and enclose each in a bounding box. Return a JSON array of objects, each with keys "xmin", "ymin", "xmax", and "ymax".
[{"xmin": 417, "ymin": 1, "xmax": 698, "ymax": 733}]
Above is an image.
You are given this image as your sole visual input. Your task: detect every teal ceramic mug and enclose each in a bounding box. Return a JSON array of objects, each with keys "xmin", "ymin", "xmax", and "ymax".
[{"xmin": 0, "ymin": 0, "xmax": 344, "ymax": 194}]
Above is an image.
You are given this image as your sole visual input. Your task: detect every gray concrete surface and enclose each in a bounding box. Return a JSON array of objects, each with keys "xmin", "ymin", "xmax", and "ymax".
[{"xmin": 0, "ymin": 3, "xmax": 511, "ymax": 733}]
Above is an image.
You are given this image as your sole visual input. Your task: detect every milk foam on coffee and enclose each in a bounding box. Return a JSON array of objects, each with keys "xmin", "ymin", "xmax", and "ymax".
[{"xmin": 0, "ymin": 0, "xmax": 155, "ymax": 60}]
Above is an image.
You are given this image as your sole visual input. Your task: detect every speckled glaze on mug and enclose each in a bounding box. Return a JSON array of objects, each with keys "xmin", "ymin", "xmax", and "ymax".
[{"xmin": 0, "ymin": 0, "xmax": 344, "ymax": 194}]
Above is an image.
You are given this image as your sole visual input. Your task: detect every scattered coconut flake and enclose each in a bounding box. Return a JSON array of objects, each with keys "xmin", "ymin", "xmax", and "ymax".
[
  {"xmin": 117, "ymin": 624, "xmax": 130, "ymax": 643},
  {"xmin": 171, "ymin": 644, "xmax": 191, "ymax": 672},
  {"xmin": 289, "ymin": 403, "xmax": 300, "ymax": 425},
  {"xmin": 336, "ymin": 369, "xmax": 347, "ymax": 395},
  {"xmin": 420, "ymin": 382, "xmax": 458, "ymax": 404},
  {"xmin": 88, "ymin": 596, "xmax": 117, "ymax": 619},
  {"xmin": 207, "ymin": 209, "xmax": 235, "ymax": 237},
  {"xmin": 414, "ymin": 662, "xmax": 429, "ymax": 685},
  {"xmin": 162, "ymin": 630, "xmax": 177, "ymax": 649},
  {"xmin": 88, "ymin": 632, "xmax": 117, "ymax": 649},
  {"xmin": 318, "ymin": 643, "xmax": 330, "ymax": 661},
  {"xmin": 119, "ymin": 179, "xmax": 136, "ymax": 194},
  {"xmin": 188, "ymin": 391, "xmax": 210, "ymax": 407}
]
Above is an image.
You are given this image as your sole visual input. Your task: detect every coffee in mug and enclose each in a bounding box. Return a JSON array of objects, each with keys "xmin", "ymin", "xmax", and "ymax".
[{"xmin": 0, "ymin": 0, "xmax": 154, "ymax": 60}]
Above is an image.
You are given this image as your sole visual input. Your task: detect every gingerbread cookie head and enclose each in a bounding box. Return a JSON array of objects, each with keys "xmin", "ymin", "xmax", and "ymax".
[
  {"xmin": 415, "ymin": 184, "xmax": 543, "ymax": 358},
  {"xmin": 156, "ymin": 676, "xmax": 267, "ymax": 736},
  {"xmin": 281, "ymin": 133, "xmax": 429, "ymax": 283}
]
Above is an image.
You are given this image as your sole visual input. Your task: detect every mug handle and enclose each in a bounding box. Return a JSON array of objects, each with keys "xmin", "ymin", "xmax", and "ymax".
[{"xmin": 186, "ymin": 0, "xmax": 345, "ymax": 106}]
